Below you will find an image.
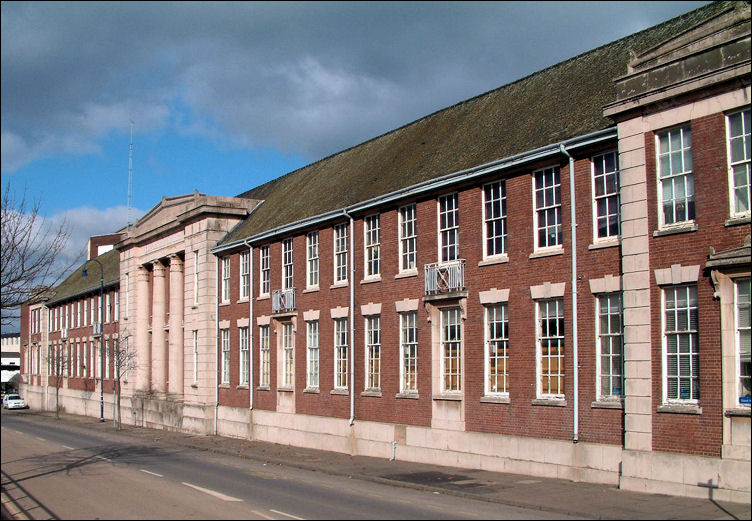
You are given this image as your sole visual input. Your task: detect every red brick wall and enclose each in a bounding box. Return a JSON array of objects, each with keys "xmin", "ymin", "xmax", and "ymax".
[{"xmin": 645, "ymin": 112, "xmax": 749, "ymax": 457}]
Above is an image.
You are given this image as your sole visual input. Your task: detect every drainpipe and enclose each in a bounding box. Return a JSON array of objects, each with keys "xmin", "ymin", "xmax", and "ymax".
[
  {"xmin": 214, "ymin": 254, "xmax": 220, "ymax": 436},
  {"xmin": 342, "ymin": 210, "xmax": 356, "ymax": 426},
  {"xmin": 560, "ymin": 144, "xmax": 579, "ymax": 443},
  {"xmin": 244, "ymin": 239, "xmax": 254, "ymax": 413}
]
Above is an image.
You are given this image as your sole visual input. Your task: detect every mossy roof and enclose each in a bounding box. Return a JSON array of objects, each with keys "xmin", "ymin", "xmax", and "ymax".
[
  {"xmin": 47, "ymin": 248, "xmax": 121, "ymax": 306},
  {"xmin": 218, "ymin": 1, "xmax": 736, "ymax": 246}
]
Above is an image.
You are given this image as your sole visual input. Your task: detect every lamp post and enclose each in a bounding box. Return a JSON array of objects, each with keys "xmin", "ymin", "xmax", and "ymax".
[{"xmin": 82, "ymin": 258, "xmax": 105, "ymax": 423}]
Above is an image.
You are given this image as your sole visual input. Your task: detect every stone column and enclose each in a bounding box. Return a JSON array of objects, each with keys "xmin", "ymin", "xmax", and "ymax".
[
  {"xmin": 151, "ymin": 261, "xmax": 167, "ymax": 393},
  {"xmin": 168, "ymin": 255, "xmax": 184, "ymax": 397},
  {"xmin": 135, "ymin": 265, "xmax": 151, "ymax": 392}
]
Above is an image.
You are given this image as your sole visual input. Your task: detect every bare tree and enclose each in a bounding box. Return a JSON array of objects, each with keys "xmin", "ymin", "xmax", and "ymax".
[
  {"xmin": 1, "ymin": 182, "xmax": 74, "ymax": 326},
  {"xmin": 112, "ymin": 337, "xmax": 137, "ymax": 430},
  {"xmin": 46, "ymin": 337, "xmax": 71, "ymax": 419}
]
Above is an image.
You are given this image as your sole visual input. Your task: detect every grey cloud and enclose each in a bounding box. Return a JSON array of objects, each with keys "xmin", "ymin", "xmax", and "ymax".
[{"xmin": 1, "ymin": 1, "xmax": 709, "ymax": 170}]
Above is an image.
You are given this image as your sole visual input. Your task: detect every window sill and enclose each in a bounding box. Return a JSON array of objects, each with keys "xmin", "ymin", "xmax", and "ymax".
[
  {"xmin": 236, "ymin": 385, "xmax": 249, "ymax": 390},
  {"xmin": 724, "ymin": 408, "xmax": 750, "ymax": 417},
  {"xmin": 218, "ymin": 384, "xmax": 230, "ymax": 389},
  {"xmin": 330, "ymin": 282, "xmax": 349, "ymax": 290},
  {"xmin": 657, "ymin": 403, "xmax": 701, "ymax": 415},
  {"xmin": 591, "ymin": 400, "xmax": 623, "ymax": 409},
  {"xmin": 395, "ymin": 270, "xmax": 418, "ymax": 279},
  {"xmin": 531, "ymin": 398, "xmax": 566, "ymax": 407},
  {"xmin": 360, "ymin": 277, "xmax": 381, "ymax": 285},
  {"xmin": 191, "ymin": 305, "xmax": 199, "ymax": 310},
  {"xmin": 219, "ymin": 302, "xmax": 231, "ymax": 307},
  {"xmin": 588, "ymin": 238, "xmax": 620, "ymax": 250},
  {"xmin": 433, "ymin": 394, "xmax": 463, "ymax": 401},
  {"xmin": 302, "ymin": 287, "xmax": 319, "ymax": 294},
  {"xmin": 236, "ymin": 298, "xmax": 249, "ymax": 304},
  {"xmin": 303, "ymin": 387, "xmax": 320, "ymax": 394},
  {"xmin": 478, "ymin": 256, "xmax": 509, "ymax": 267},
  {"xmin": 256, "ymin": 385, "xmax": 270, "ymax": 391},
  {"xmin": 480, "ymin": 395, "xmax": 510, "ymax": 404},
  {"xmin": 256, "ymin": 295, "xmax": 270, "ymax": 301},
  {"xmin": 396, "ymin": 392, "xmax": 419, "ymax": 400},
  {"xmin": 330, "ymin": 388, "xmax": 349, "ymax": 396},
  {"xmin": 653, "ymin": 223, "xmax": 697, "ymax": 237},
  {"xmin": 725, "ymin": 215, "xmax": 750, "ymax": 227},
  {"xmin": 191, "ymin": 383, "xmax": 199, "ymax": 388},
  {"xmin": 277, "ymin": 387, "xmax": 294, "ymax": 393},
  {"xmin": 529, "ymin": 247, "xmax": 563, "ymax": 259},
  {"xmin": 361, "ymin": 390, "xmax": 382, "ymax": 398}
]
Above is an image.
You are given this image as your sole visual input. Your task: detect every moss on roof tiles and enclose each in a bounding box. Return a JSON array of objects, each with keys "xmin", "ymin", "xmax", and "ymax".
[
  {"xmin": 222, "ymin": 1, "xmax": 737, "ymax": 246},
  {"xmin": 47, "ymin": 248, "xmax": 120, "ymax": 305}
]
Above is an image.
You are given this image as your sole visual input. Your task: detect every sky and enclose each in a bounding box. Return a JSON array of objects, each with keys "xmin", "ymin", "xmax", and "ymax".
[{"xmin": 1, "ymin": 1, "xmax": 709, "ymax": 308}]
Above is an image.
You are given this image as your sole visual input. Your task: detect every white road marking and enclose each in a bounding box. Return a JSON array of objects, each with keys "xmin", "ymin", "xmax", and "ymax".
[
  {"xmin": 96, "ymin": 455, "xmax": 111, "ymax": 461},
  {"xmin": 62, "ymin": 445, "xmax": 74, "ymax": 450},
  {"xmin": 251, "ymin": 510, "xmax": 276, "ymax": 520},
  {"xmin": 36, "ymin": 437, "xmax": 45, "ymax": 441},
  {"xmin": 181, "ymin": 482, "xmax": 243, "ymax": 502},
  {"xmin": 269, "ymin": 509, "xmax": 304, "ymax": 520},
  {"xmin": 139, "ymin": 469, "xmax": 163, "ymax": 477}
]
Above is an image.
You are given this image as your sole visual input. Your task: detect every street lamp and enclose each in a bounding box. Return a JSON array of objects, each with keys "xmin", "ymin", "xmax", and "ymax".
[{"xmin": 82, "ymin": 258, "xmax": 105, "ymax": 423}]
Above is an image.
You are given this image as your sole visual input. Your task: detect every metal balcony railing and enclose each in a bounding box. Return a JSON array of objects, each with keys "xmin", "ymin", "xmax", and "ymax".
[
  {"xmin": 424, "ymin": 260, "xmax": 466, "ymax": 294},
  {"xmin": 272, "ymin": 288, "xmax": 297, "ymax": 313}
]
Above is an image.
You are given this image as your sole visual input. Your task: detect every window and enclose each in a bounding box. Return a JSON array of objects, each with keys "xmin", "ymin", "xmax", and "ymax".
[
  {"xmin": 282, "ymin": 322, "xmax": 294, "ymax": 387},
  {"xmin": 365, "ymin": 315, "xmax": 381, "ymax": 390},
  {"xmin": 534, "ymin": 166, "xmax": 562, "ymax": 249},
  {"xmin": 221, "ymin": 329, "xmax": 230, "ymax": 384},
  {"xmin": 334, "ymin": 224, "xmax": 348, "ymax": 283},
  {"xmin": 657, "ymin": 126, "xmax": 694, "ymax": 226},
  {"xmin": 260, "ymin": 246, "xmax": 270, "ymax": 295},
  {"xmin": 307, "ymin": 232, "xmax": 319, "ymax": 288},
  {"xmin": 77, "ymin": 301, "xmax": 81, "ymax": 328},
  {"xmin": 114, "ymin": 292, "xmax": 119, "ymax": 322},
  {"xmin": 193, "ymin": 330, "xmax": 199, "ymax": 384},
  {"xmin": 592, "ymin": 151, "xmax": 620, "ymax": 240},
  {"xmin": 400, "ymin": 312, "xmax": 418, "ymax": 393},
  {"xmin": 485, "ymin": 304, "xmax": 509, "ymax": 395},
  {"xmin": 537, "ymin": 298, "xmax": 565, "ymax": 398},
  {"xmin": 727, "ymin": 109, "xmax": 751, "ymax": 217},
  {"xmin": 259, "ymin": 325, "xmax": 270, "ymax": 386},
  {"xmin": 307, "ymin": 320, "xmax": 319, "ymax": 388},
  {"xmin": 735, "ymin": 278, "xmax": 750, "ymax": 406},
  {"xmin": 441, "ymin": 308, "xmax": 462, "ymax": 392},
  {"xmin": 282, "ymin": 238, "xmax": 294, "ymax": 290},
  {"xmin": 105, "ymin": 339, "xmax": 110, "ymax": 379},
  {"xmin": 106, "ymin": 294, "xmax": 111, "ymax": 323},
  {"xmin": 84, "ymin": 299, "xmax": 88, "ymax": 326},
  {"xmin": 483, "ymin": 181, "xmax": 507, "ymax": 257},
  {"xmin": 663, "ymin": 285, "xmax": 699, "ymax": 402},
  {"xmin": 399, "ymin": 204, "xmax": 417, "ymax": 272},
  {"xmin": 221, "ymin": 257, "xmax": 231, "ymax": 302},
  {"xmin": 364, "ymin": 215, "xmax": 380, "ymax": 278},
  {"xmin": 193, "ymin": 252, "xmax": 199, "ymax": 306},
  {"xmin": 597, "ymin": 293, "xmax": 623, "ymax": 400},
  {"xmin": 240, "ymin": 251, "xmax": 250, "ymax": 299},
  {"xmin": 439, "ymin": 194, "xmax": 459, "ymax": 262},
  {"xmin": 334, "ymin": 318, "xmax": 348, "ymax": 389},
  {"xmin": 239, "ymin": 327, "xmax": 249, "ymax": 385},
  {"xmin": 126, "ymin": 272, "xmax": 130, "ymax": 317}
]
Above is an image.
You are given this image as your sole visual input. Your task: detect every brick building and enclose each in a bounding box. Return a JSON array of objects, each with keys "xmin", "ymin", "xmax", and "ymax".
[{"xmin": 20, "ymin": 1, "xmax": 750, "ymax": 501}]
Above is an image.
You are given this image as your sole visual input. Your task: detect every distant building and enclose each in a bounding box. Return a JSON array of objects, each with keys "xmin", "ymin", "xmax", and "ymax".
[
  {"xmin": 1, "ymin": 332, "xmax": 21, "ymax": 393},
  {"xmin": 20, "ymin": 1, "xmax": 750, "ymax": 502}
]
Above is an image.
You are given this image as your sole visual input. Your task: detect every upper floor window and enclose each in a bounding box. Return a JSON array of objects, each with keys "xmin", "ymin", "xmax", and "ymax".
[
  {"xmin": 240, "ymin": 251, "xmax": 250, "ymax": 300},
  {"xmin": 282, "ymin": 238, "xmax": 293, "ymax": 290},
  {"xmin": 592, "ymin": 151, "xmax": 620, "ymax": 240},
  {"xmin": 735, "ymin": 278, "xmax": 750, "ymax": 407},
  {"xmin": 657, "ymin": 126, "xmax": 694, "ymax": 226},
  {"xmin": 334, "ymin": 224, "xmax": 348, "ymax": 284},
  {"xmin": 534, "ymin": 166, "xmax": 562, "ymax": 250},
  {"xmin": 483, "ymin": 181, "xmax": 507, "ymax": 258},
  {"xmin": 663, "ymin": 284, "xmax": 699, "ymax": 402},
  {"xmin": 439, "ymin": 194, "xmax": 459, "ymax": 262},
  {"xmin": 193, "ymin": 252, "xmax": 199, "ymax": 306},
  {"xmin": 260, "ymin": 246, "xmax": 270, "ymax": 296},
  {"xmin": 399, "ymin": 204, "xmax": 417, "ymax": 272},
  {"xmin": 727, "ymin": 109, "xmax": 751, "ymax": 218},
  {"xmin": 306, "ymin": 232, "xmax": 319, "ymax": 288},
  {"xmin": 364, "ymin": 215, "xmax": 380, "ymax": 278},
  {"xmin": 221, "ymin": 257, "xmax": 231, "ymax": 302}
]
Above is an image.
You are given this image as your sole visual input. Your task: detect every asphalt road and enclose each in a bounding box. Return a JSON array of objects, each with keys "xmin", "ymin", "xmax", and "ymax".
[{"xmin": 1, "ymin": 411, "xmax": 582, "ymax": 520}]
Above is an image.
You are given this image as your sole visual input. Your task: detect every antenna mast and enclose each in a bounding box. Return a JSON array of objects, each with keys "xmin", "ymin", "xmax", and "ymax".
[{"xmin": 127, "ymin": 120, "xmax": 134, "ymax": 227}]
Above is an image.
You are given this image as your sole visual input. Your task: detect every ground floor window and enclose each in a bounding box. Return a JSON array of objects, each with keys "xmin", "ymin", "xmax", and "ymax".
[
  {"xmin": 736, "ymin": 278, "xmax": 751, "ymax": 406},
  {"xmin": 221, "ymin": 329, "xmax": 230, "ymax": 384},
  {"xmin": 663, "ymin": 284, "xmax": 699, "ymax": 402},
  {"xmin": 485, "ymin": 304, "xmax": 509, "ymax": 395},
  {"xmin": 537, "ymin": 298, "xmax": 565, "ymax": 398},
  {"xmin": 365, "ymin": 315, "xmax": 381, "ymax": 390},
  {"xmin": 441, "ymin": 308, "xmax": 462, "ymax": 392},
  {"xmin": 239, "ymin": 327, "xmax": 249, "ymax": 385},
  {"xmin": 259, "ymin": 325, "xmax": 270, "ymax": 386},
  {"xmin": 307, "ymin": 320, "xmax": 319, "ymax": 388},
  {"xmin": 597, "ymin": 293, "xmax": 623, "ymax": 399},
  {"xmin": 400, "ymin": 312, "xmax": 418, "ymax": 392},
  {"xmin": 282, "ymin": 323, "xmax": 294, "ymax": 388}
]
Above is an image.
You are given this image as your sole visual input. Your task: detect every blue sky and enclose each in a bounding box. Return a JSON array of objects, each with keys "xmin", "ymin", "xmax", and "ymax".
[{"xmin": 2, "ymin": 1, "xmax": 709, "ymax": 269}]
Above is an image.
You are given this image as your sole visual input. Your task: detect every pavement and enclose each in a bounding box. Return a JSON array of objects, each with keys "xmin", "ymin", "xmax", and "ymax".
[{"xmin": 3, "ymin": 409, "xmax": 751, "ymax": 520}]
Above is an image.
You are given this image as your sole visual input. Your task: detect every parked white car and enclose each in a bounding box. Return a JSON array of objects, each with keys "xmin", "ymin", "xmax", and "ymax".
[{"xmin": 2, "ymin": 394, "xmax": 28, "ymax": 410}]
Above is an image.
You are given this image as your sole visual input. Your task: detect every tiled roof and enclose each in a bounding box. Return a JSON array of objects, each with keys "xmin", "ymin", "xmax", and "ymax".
[
  {"xmin": 46, "ymin": 248, "xmax": 121, "ymax": 306},
  {"xmin": 219, "ymin": 1, "xmax": 738, "ymax": 246}
]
